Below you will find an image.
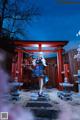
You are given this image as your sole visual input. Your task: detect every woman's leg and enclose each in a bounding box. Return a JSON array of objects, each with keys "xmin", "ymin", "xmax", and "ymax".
[{"xmin": 39, "ymin": 77, "xmax": 44, "ymax": 95}]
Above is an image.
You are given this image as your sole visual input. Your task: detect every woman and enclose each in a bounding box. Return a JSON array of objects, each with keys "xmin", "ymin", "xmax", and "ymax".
[{"xmin": 32, "ymin": 53, "xmax": 47, "ymax": 96}]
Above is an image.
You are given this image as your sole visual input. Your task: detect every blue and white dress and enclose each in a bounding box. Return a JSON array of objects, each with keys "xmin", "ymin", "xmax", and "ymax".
[{"xmin": 32, "ymin": 58, "xmax": 47, "ymax": 77}]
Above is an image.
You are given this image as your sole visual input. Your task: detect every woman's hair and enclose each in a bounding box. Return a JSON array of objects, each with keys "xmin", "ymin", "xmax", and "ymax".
[{"xmin": 38, "ymin": 53, "xmax": 44, "ymax": 59}]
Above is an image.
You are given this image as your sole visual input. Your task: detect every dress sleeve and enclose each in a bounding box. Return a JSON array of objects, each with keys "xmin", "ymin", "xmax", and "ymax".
[
  {"xmin": 41, "ymin": 58, "xmax": 47, "ymax": 66},
  {"xmin": 32, "ymin": 59, "xmax": 36, "ymax": 66}
]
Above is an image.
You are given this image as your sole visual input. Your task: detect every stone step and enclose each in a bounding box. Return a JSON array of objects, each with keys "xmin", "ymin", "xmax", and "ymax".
[
  {"xmin": 26, "ymin": 102, "xmax": 59, "ymax": 119},
  {"xmin": 28, "ymin": 101, "xmax": 51, "ymax": 103},
  {"xmin": 35, "ymin": 117, "xmax": 52, "ymax": 120},
  {"xmin": 35, "ymin": 118, "xmax": 56, "ymax": 120},
  {"xmin": 26, "ymin": 102, "xmax": 52, "ymax": 108},
  {"xmin": 25, "ymin": 93, "xmax": 59, "ymax": 119},
  {"xmin": 31, "ymin": 95, "xmax": 49, "ymax": 101},
  {"xmin": 29, "ymin": 107, "xmax": 59, "ymax": 119}
]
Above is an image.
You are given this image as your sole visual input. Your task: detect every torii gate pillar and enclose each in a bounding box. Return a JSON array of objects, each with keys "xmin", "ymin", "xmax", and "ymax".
[
  {"xmin": 57, "ymin": 48, "xmax": 63, "ymax": 89},
  {"xmin": 17, "ymin": 51, "xmax": 23, "ymax": 81}
]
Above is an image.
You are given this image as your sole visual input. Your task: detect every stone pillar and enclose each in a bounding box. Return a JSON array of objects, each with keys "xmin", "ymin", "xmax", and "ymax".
[{"xmin": 64, "ymin": 64, "xmax": 69, "ymax": 79}]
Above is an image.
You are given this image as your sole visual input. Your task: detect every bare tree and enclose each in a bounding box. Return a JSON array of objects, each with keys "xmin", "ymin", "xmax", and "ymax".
[{"xmin": 0, "ymin": 0, "xmax": 40, "ymax": 39}]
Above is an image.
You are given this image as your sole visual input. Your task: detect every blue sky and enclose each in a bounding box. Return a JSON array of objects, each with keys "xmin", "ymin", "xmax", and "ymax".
[
  {"xmin": 22, "ymin": 0, "xmax": 80, "ymax": 51},
  {"xmin": 25, "ymin": 0, "xmax": 80, "ymax": 40}
]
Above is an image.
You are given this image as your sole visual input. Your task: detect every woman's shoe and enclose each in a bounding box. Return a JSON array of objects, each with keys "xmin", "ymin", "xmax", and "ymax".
[{"xmin": 38, "ymin": 92, "xmax": 43, "ymax": 97}]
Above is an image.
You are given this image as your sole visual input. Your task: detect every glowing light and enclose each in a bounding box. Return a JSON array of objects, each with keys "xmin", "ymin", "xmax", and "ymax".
[
  {"xmin": 42, "ymin": 44, "xmax": 50, "ymax": 47},
  {"xmin": 39, "ymin": 52, "xmax": 43, "ymax": 55},
  {"xmin": 32, "ymin": 44, "xmax": 39, "ymax": 47},
  {"xmin": 76, "ymin": 30, "xmax": 80, "ymax": 37}
]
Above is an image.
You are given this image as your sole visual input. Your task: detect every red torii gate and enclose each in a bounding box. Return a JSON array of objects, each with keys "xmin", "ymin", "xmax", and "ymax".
[
  {"xmin": 12, "ymin": 40, "xmax": 68, "ymax": 89},
  {"xmin": 0, "ymin": 15, "xmax": 68, "ymax": 88}
]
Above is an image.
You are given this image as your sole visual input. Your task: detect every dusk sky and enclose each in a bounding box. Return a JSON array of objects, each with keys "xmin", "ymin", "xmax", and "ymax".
[
  {"xmin": 25, "ymin": 0, "xmax": 80, "ymax": 39},
  {"xmin": 3, "ymin": 0, "xmax": 80, "ymax": 53},
  {"xmin": 21, "ymin": 0, "xmax": 80, "ymax": 50}
]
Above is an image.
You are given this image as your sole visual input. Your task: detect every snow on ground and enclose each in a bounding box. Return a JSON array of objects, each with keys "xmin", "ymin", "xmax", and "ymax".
[
  {"xmin": 48, "ymin": 89, "xmax": 80, "ymax": 120},
  {"xmin": 15, "ymin": 88, "xmax": 80, "ymax": 120}
]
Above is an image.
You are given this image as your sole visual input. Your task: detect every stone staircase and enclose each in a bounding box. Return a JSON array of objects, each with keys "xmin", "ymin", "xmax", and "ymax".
[{"xmin": 26, "ymin": 94, "xmax": 60, "ymax": 120}]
